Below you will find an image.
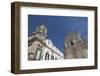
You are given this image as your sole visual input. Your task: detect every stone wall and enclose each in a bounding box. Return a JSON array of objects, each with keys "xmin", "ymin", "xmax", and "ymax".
[{"xmin": 64, "ymin": 32, "xmax": 88, "ymax": 59}]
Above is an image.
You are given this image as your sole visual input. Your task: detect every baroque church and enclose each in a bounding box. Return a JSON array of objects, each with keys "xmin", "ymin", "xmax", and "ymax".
[
  {"xmin": 28, "ymin": 24, "xmax": 64, "ymax": 60},
  {"xmin": 28, "ymin": 24, "xmax": 87, "ymax": 60}
]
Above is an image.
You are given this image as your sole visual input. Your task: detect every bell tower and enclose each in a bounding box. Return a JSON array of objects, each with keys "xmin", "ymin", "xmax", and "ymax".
[
  {"xmin": 64, "ymin": 32, "xmax": 87, "ymax": 59},
  {"xmin": 33, "ymin": 24, "xmax": 48, "ymax": 40}
]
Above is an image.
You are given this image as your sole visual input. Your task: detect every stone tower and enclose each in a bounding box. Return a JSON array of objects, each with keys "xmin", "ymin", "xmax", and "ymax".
[{"xmin": 64, "ymin": 32, "xmax": 88, "ymax": 59}]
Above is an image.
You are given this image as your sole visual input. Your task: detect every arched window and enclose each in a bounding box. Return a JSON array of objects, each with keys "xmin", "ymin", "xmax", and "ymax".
[
  {"xmin": 71, "ymin": 41, "xmax": 74, "ymax": 45},
  {"xmin": 55, "ymin": 58, "xmax": 57, "ymax": 60},
  {"xmin": 51, "ymin": 55, "xmax": 54, "ymax": 60},
  {"xmin": 45, "ymin": 52, "xmax": 49, "ymax": 60},
  {"xmin": 34, "ymin": 48, "xmax": 42, "ymax": 60}
]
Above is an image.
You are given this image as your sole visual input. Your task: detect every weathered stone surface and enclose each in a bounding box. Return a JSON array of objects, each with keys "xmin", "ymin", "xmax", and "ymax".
[{"xmin": 64, "ymin": 32, "xmax": 88, "ymax": 59}]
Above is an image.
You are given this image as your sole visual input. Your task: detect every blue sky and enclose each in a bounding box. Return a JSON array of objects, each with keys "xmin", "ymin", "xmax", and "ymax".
[{"xmin": 28, "ymin": 15, "xmax": 88, "ymax": 53}]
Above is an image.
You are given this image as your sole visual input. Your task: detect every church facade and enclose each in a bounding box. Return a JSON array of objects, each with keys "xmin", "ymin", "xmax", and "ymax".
[{"xmin": 28, "ymin": 24, "xmax": 64, "ymax": 60}]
